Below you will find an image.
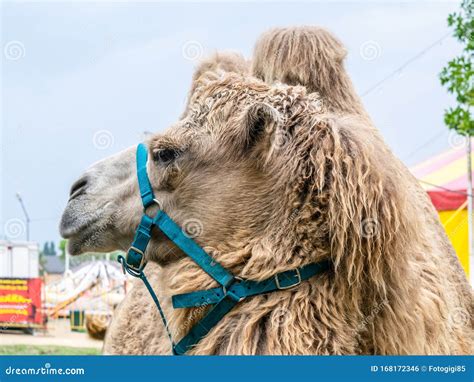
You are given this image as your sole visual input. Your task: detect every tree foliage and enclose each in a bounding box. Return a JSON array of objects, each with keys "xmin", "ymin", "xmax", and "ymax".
[
  {"xmin": 41, "ymin": 241, "xmax": 56, "ymax": 256},
  {"xmin": 439, "ymin": 0, "xmax": 474, "ymax": 136},
  {"xmin": 59, "ymin": 239, "xmax": 67, "ymax": 259}
]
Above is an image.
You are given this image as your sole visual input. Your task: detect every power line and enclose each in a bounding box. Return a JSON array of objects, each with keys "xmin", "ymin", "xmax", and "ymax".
[
  {"xmin": 403, "ymin": 130, "xmax": 447, "ymax": 163},
  {"xmin": 359, "ymin": 32, "xmax": 454, "ymax": 168},
  {"xmin": 361, "ymin": 32, "xmax": 451, "ymax": 97},
  {"xmin": 418, "ymin": 179, "xmax": 473, "ymax": 198},
  {"xmin": 29, "ymin": 216, "xmax": 61, "ymax": 222}
]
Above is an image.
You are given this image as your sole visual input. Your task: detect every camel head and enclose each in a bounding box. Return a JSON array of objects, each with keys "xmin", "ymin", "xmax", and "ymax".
[
  {"xmin": 61, "ymin": 49, "xmax": 410, "ymax": 292},
  {"xmin": 61, "ymin": 54, "xmax": 270, "ymax": 264},
  {"xmin": 60, "ymin": 57, "xmax": 324, "ymax": 271},
  {"xmin": 60, "ymin": 53, "xmax": 319, "ymax": 270}
]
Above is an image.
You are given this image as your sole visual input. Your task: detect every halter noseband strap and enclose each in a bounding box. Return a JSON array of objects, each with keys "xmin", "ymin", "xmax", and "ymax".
[{"xmin": 118, "ymin": 143, "xmax": 330, "ymax": 355}]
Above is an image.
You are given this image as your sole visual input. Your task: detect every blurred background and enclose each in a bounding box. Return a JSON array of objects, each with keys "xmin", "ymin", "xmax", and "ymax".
[{"xmin": 1, "ymin": 0, "xmax": 472, "ymax": 354}]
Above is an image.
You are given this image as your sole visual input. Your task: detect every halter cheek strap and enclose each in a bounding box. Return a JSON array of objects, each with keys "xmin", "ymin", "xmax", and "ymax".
[{"xmin": 118, "ymin": 143, "xmax": 330, "ymax": 355}]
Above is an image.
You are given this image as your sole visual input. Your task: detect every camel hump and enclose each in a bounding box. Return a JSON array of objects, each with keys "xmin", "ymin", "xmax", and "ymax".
[
  {"xmin": 252, "ymin": 26, "xmax": 347, "ymax": 93},
  {"xmin": 252, "ymin": 26, "xmax": 368, "ymax": 117}
]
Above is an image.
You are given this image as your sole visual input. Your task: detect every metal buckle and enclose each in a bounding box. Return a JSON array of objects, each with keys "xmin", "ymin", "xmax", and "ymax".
[
  {"xmin": 126, "ymin": 246, "xmax": 146, "ymax": 271},
  {"xmin": 144, "ymin": 198, "xmax": 162, "ymax": 217},
  {"xmin": 222, "ymin": 276, "xmax": 244, "ymax": 301},
  {"xmin": 275, "ymin": 269, "xmax": 301, "ymax": 290}
]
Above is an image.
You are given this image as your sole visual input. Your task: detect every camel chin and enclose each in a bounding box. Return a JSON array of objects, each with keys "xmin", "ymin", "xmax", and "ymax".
[{"xmin": 59, "ymin": 198, "xmax": 113, "ymax": 255}]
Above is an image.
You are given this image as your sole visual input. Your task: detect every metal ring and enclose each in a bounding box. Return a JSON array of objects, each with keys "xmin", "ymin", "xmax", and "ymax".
[
  {"xmin": 118, "ymin": 255, "xmax": 145, "ymax": 278},
  {"xmin": 152, "ymin": 198, "xmax": 162, "ymax": 210},
  {"xmin": 144, "ymin": 198, "xmax": 162, "ymax": 217},
  {"xmin": 222, "ymin": 276, "xmax": 243, "ymax": 296}
]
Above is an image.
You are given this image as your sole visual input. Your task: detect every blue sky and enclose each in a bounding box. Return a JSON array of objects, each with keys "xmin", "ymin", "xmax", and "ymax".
[{"xmin": 1, "ymin": 0, "xmax": 464, "ymax": 245}]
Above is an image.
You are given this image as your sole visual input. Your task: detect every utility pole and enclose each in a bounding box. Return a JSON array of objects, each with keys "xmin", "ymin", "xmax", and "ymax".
[
  {"xmin": 467, "ymin": 137, "xmax": 473, "ymax": 286},
  {"xmin": 15, "ymin": 193, "xmax": 30, "ymax": 241},
  {"xmin": 65, "ymin": 248, "xmax": 70, "ymax": 274}
]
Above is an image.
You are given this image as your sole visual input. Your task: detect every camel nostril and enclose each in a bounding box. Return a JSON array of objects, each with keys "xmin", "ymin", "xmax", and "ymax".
[{"xmin": 69, "ymin": 176, "xmax": 89, "ymax": 200}]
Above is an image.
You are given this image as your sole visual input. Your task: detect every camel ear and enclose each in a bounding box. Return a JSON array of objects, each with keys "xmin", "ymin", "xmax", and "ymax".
[
  {"xmin": 243, "ymin": 102, "xmax": 283, "ymax": 152},
  {"xmin": 182, "ymin": 52, "xmax": 249, "ymax": 117},
  {"xmin": 190, "ymin": 52, "xmax": 249, "ymax": 93}
]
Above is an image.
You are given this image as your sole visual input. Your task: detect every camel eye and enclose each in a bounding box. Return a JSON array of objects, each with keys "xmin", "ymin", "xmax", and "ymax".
[{"xmin": 153, "ymin": 148, "xmax": 180, "ymax": 164}]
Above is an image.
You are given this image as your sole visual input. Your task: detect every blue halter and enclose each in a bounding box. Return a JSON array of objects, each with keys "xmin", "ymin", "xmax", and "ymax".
[{"xmin": 118, "ymin": 143, "xmax": 330, "ymax": 355}]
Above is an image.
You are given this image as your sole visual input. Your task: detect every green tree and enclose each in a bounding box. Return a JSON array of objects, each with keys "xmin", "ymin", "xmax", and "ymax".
[
  {"xmin": 42, "ymin": 242, "xmax": 53, "ymax": 256},
  {"xmin": 439, "ymin": 0, "xmax": 473, "ymax": 136},
  {"xmin": 49, "ymin": 241, "xmax": 57, "ymax": 256},
  {"xmin": 41, "ymin": 242, "xmax": 48, "ymax": 256},
  {"xmin": 59, "ymin": 239, "xmax": 67, "ymax": 260}
]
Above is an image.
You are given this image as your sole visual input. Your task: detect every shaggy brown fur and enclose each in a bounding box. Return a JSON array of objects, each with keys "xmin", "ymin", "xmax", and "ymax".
[
  {"xmin": 252, "ymin": 26, "xmax": 365, "ymax": 115},
  {"xmin": 183, "ymin": 52, "xmax": 249, "ymax": 116},
  {"xmin": 102, "ymin": 42, "xmax": 473, "ymax": 354},
  {"xmin": 86, "ymin": 313, "xmax": 110, "ymax": 340},
  {"xmin": 251, "ymin": 26, "xmax": 473, "ymax": 347}
]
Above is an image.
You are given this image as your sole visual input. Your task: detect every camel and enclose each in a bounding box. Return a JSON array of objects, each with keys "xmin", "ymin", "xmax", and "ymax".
[
  {"xmin": 253, "ymin": 26, "xmax": 473, "ymax": 334},
  {"xmin": 60, "ymin": 27, "xmax": 473, "ymax": 355}
]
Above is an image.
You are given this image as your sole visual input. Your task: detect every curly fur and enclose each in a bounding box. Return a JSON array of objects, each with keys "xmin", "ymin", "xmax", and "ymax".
[
  {"xmin": 251, "ymin": 25, "xmax": 473, "ymax": 350},
  {"xmin": 252, "ymin": 26, "xmax": 365, "ymax": 115},
  {"xmin": 86, "ymin": 313, "xmax": 109, "ymax": 340},
  {"xmin": 102, "ymin": 28, "xmax": 473, "ymax": 355}
]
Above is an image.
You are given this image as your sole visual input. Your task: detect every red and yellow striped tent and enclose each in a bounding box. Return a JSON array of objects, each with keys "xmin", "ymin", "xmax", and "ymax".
[{"xmin": 411, "ymin": 141, "xmax": 473, "ymax": 278}]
